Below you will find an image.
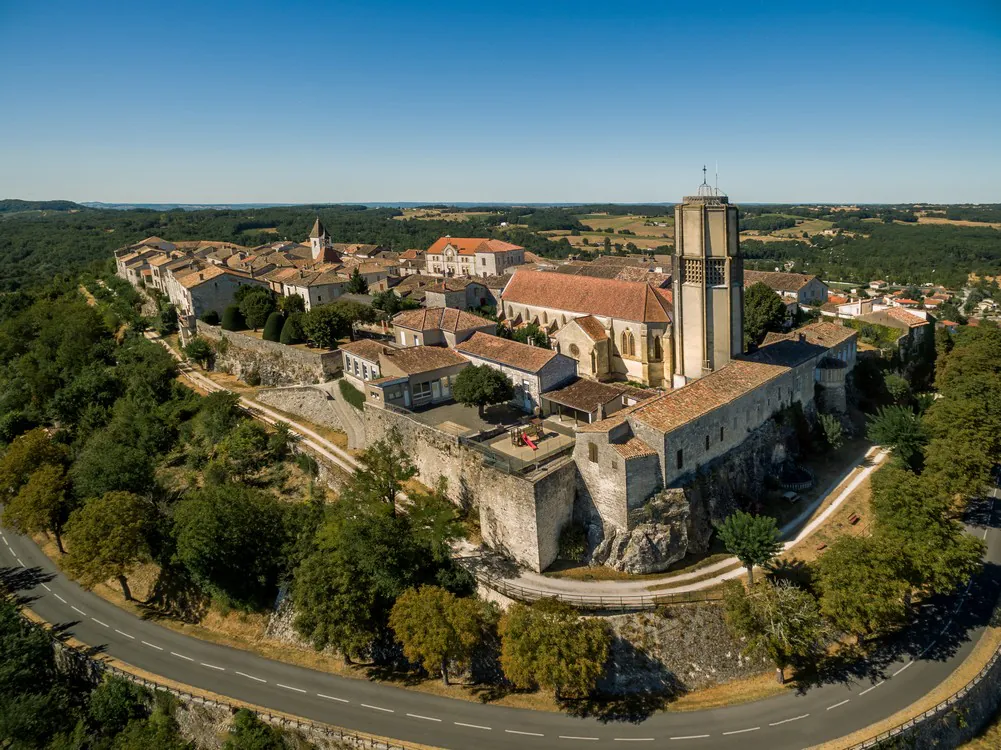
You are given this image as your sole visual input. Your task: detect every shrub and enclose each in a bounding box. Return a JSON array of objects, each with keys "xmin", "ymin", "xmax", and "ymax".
[
  {"xmin": 244, "ymin": 367, "xmax": 262, "ymax": 387},
  {"xmin": 262, "ymin": 311, "xmax": 285, "ymax": 342},
  {"xmin": 339, "ymin": 379, "xmax": 365, "ymax": 410},
  {"xmin": 200, "ymin": 310, "xmax": 220, "ymax": 325},
  {"xmin": 182, "ymin": 337, "xmax": 212, "ymax": 368},
  {"xmin": 558, "ymin": 522, "xmax": 588, "ymax": 563},
  {"xmin": 221, "ymin": 305, "xmax": 245, "ymax": 331},
  {"xmin": 279, "ymin": 312, "xmax": 305, "ymax": 345}
]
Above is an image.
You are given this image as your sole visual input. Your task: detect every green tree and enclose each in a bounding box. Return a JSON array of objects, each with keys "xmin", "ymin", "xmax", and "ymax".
[
  {"xmin": 345, "ymin": 267, "xmax": 369, "ymax": 294},
  {"xmin": 218, "ymin": 420, "xmax": 271, "ymax": 478},
  {"xmin": 301, "ymin": 304, "xmax": 350, "ymax": 349},
  {"xmin": 190, "ymin": 391, "xmax": 243, "ymax": 445},
  {"xmin": 499, "ymin": 598, "xmax": 610, "ymax": 700},
  {"xmin": 221, "ymin": 304, "xmax": 246, "ymax": 331},
  {"xmin": 818, "ymin": 413, "xmax": 844, "ymax": 452},
  {"xmin": 723, "ymin": 580, "xmax": 825, "ymax": 684},
  {"xmin": 883, "ymin": 372, "xmax": 911, "ymax": 404},
  {"xmin": 200, "ymin": 309, "xmax": 220, "ymax": 325},
  {"xmin": 223, "ymin": 709, "xmax": 284, "ymax": 750},
  {"xmin": 511, "ymin": 321, "xmax": 550, "ymax": 349},
  {"xmin": 452, "ymin": 365, "xmax": 514, "ymax": 417},
  {"xmin": 716, "ymin": 510, "xmax": 783, "ymax": 585},
  {"xmin": 71, "ymin": 430, "xmax": 155, "ymax": 498},
  {"xmin": 182, "ymin": 336, "xmax": 212, "ymax": 367},
  {"xmin": 0, "ymin": 427, "xmax": 68, "ymax": 497},
  {"xmin": 173, "ymin": 484, "xmax": 291, "ymax": 607},
  {"xmin": 389, "ymin": 586, "xmax": 487, "ymax": 685},
  {"xmin": 2, "ymin": 464, "xmax": 73, "ymax": 552},
  {"xmin": 743, "ymin": 282, "xmax": 788, "ymax": 349},
  {"xmin": 815, "ymin": 535, "xmax": 910, "ymax": 640},
  {"xmin": 279, "ymin": 294, "xmax": 305, "ymax": 314},
  {"xmin": 156, "ymin": 304, "xmax": 178, "ymax": 335},
  {"xmin": 261, "ymin": 311, "xmax": 285, "ymax": 342},
  {"xmin": 866, "ymin": 405, "xmax": 925, "ymax": 470},
  {"xmin": 238, "ymin": 288, "xmax": 276, "ymax": 331},
  {"xmin": 279, "ymin": 312, "xmax": 305, "ymax": 345},
  {"xmin": 348, "ymin": 430, "xmax": 417, "ymax": 512},
  {"xmin": 88, "ymin": 675, "xmax": 150, "ymax": 739},
  {"xmin": 64, "ymin": 491, "xmax": 151, "ymax": 601}
]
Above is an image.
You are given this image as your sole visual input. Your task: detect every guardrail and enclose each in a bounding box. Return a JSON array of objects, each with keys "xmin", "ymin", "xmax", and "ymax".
[{"xmin": 472, "ymin": 569, "xmax": 724, "ymax": 612}]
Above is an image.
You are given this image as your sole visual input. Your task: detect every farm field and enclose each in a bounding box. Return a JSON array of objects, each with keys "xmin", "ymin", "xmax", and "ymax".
[
  {"xmin": 769, "ymin": 217, "xmax": 835, "ymax": 236},
  {"xmin": 394, "ymin": 208, "xmax": 500, "ymax": 221},
  {"xmin": 576, "ymin": 212, "xmax": 675, "ymax": 237}
]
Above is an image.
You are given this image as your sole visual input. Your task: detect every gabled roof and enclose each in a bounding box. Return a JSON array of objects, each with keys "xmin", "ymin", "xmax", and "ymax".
[
  {"xmin": 455, "ymin": 332, "xmax": 562, "ymax": 374},
  {"xmin": 400, "ymin": 247, "xmax": 426, "ymax": 260},
  {"xmin": 339, "ymin": 339, "xmax": 392, "ymax": 362},
  {"xmin": 502, "ymin": 270, "xmax": 671, "ymax": 323},
  {"xmin": 543, "ymin": 379, "xmax": 630, "ymax": 413},
  {"xmin": 427, "ymin": 237, "xmax": 524, "ymax": 256},
  {"xmin": 382, "ymin": 345, "xmax": 469, "ymax": 376},
  {"xmin": 561, "ymin": 315, "xmax": 608, "ymax": 342},
  {"xmin": 859, "ymin": 308, "xmax": 930, "ymax": 329},
  {"xmin": 744, "ymin": 270, "xmax": 823, "ymax": 293},
  {"xmin": 391, "ymin": 307, "xmax": 494, "ymax": 333},
  {"xmin": 426, "ymin": 278, "xmax": 486, "ymax": 293}
]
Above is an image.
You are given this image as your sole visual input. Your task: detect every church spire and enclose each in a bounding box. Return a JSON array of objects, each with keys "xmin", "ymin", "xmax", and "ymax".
[{"xmin": 309, "ymin": 217, "xmax": 327, "ymax": 240}]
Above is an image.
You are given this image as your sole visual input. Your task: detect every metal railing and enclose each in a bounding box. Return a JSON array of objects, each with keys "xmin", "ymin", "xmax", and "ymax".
[{"xmin": 472, "ymin": 568, "xmax": 724, "ymax": 612}]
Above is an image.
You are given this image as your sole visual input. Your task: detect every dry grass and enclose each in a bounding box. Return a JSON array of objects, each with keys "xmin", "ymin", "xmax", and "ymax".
[
  {"xmin": 244, "ymin": 396, "xmax": 351, "ymax": 452},
  {"xmin": 394, "ymin": 208, "xmax": 499, "ymax": 222},
  {"xmin": 962, "ymin": 707, "xmax": 1001, "ymax": 748},
  {"xmin": 808, "ymin": 625, "xmax": 1001, "ymax": 749},
  {"xmin": 576, "ymin": 213, "xmax": 675, "ymax": 238},
  {"xmin": 770, "ymin": 218, "xmax": 835, "ymax": 237},
  {"xmin": 668, "ymin": 670, "xmax": 791, "ymax": 711},
  {"xmin": 917, "ymin": 216, "xmax": 1001, "ymax": 230}
]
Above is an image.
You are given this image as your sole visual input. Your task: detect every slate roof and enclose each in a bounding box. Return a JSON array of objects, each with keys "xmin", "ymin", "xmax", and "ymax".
[
  {"xmin": 427, "ymin": 237, "xmax": 524, "ymax": 256},
  {"xmin": 502, "ymin": 270, "xmax": 672, "ymax": 323},
  {"xmin": 455, "ymin": 332, "xmax": 560, "ymax": 374},
  {"xmin": 392, "ymin": 307, "xmax": 494, "ymax": 333}
]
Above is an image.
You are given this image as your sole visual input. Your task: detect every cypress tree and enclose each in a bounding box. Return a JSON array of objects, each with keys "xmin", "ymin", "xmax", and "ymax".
[
  {"xmin": 262, "ymin": 311, "xmax": 285, "ymax": 342},
  {"xmin": 221, "ymin": 305, "xmax": 245, "ymax": 331},
  {"xmin": 280, "ymin": 312, "xmax": 305, "ymax": 345}
]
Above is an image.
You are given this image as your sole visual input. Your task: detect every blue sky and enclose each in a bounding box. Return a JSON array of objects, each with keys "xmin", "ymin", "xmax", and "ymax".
[{"xmin": 1, "ymin": 0, "xmax": 999, "ymax": 204}]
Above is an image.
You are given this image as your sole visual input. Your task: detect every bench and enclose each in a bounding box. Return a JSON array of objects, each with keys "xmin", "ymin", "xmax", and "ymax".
[{"xmin": 848, "ymin": 513, "xmax": 861, "ymax": 525}]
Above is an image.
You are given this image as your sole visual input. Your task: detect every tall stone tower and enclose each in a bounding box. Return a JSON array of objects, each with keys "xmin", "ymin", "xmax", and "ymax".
[
  {"xmin": 671, "ymin": 175, "xmax": 743, "ymax": 386},
  {"xmin": 309, "ymin": 217, "xmax": 331, "ymax": 261}
]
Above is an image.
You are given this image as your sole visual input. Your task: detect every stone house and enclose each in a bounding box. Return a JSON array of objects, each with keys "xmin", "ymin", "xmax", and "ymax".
[
  {"xmin": 855, "ymin": 307, "xmax": 932, "ymax": 363},
  {"xmin": 340, "ymin": 339, "xmax": 469, "ymax": 409},
  {"xmin": 425, "ymin": 237, "xmax": 526, "ymax": 278},
  {"xmin": 455, "ymin": 332, "xmax": 578, "ymax": 413},
  {"xmin": 262, "ymin": 266, "xmax": 349, "ymax": 311},
  {"xmin": 166, "ymin": 265, "xmax": 268, "ymax": 322},
  {"xmin": 391, "ymin": 308, "xmax": 496, "ymax": 348},
  {"xmin": 397, "ymin": 248, "xmax": 427, "ymax": 276},
  {"xmin": 501, "ymin": 270, "xmax": 673, "ymax": 388},
  {"xmin": 422, "ymin": 278, "xmax": 491, "ymax": 311},
  {"xmin": 744, "ymin": 270, "xmax": 829, "ymax": 305}
]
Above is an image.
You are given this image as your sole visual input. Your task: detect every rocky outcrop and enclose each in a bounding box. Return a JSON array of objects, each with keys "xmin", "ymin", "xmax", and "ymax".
[{"xmin": 591, "ymin": 490, "xmax": 690, "ymax": 573}]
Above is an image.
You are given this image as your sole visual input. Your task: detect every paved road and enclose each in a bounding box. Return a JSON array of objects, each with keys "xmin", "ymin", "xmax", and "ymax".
[{"xmin": 3, "ymin": 492, "xmax": 999, "ymax": 750}]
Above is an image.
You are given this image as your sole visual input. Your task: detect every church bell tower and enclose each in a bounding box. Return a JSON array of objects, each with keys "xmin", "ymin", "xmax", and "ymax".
[{"xmin": 671, "ymin": 170, "xmax": 743, "ymax": 386}]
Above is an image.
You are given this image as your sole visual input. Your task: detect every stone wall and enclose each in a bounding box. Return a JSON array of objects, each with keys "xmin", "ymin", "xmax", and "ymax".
[
  {"xmin": 255, "ymin": 386, "xmax": 342, "ymax": 431},
  {"xmin": 363, "ymin": 404, "xmax": 575, "ymax": 571},
  {"xmin": 196, "ymin": 321, "xmax": 340, "ymax": 386}
]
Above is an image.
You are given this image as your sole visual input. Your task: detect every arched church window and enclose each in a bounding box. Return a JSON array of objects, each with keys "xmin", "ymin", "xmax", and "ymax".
[{"xmin": 653, "ymin": 336, "xmax": 663, "ymax": 360}]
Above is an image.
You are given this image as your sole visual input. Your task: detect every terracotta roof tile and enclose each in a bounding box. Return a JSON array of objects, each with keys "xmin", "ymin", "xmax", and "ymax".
[
  {"xmin": 543, "ymin": 379, "xmax": 629, "ymax": 413},
  {"xmin": 744, "ymin": 270, "xmax": 822, "ymax": 293},
  {"xmin": 382, "ymin": 345, "xmax": 468, "ymax": 375},
  {"xmin": 572, "ymin": 315, "xmax": 609, "ymax": 342},
  {"xmin": 455, "ymin": 332, "xmax": 561, "ymax": 374},
  {"xmin": 392, "ymin": 307, "xmax": 494, "ymax": 333},
  {"xmin": 427, "ymin": 237, "xmax": 523, "ymax": 256},
  {"xmin": 339, "ymin": 339, "xmax": 390, "ymax": 362},
  {"xmin": 502, "ymin": 270, "xmax": 671, "ymax": 323},
  {"xmin": 611, "ymin": 436, "xmax": 657, "ymax": 459}
]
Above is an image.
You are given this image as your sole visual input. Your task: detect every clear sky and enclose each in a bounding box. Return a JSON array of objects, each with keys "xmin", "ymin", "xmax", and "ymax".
[{"xmin": 1, "ymin": 0, "xmax": 999, "ymax": 204}]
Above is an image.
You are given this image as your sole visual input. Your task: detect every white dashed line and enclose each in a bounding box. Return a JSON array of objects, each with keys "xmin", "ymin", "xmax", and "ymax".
[
  {"xmin": 859, "ymin": 681, "xmax": 884, "ymax": 696},
  {"xmin": 170, "ymin": 652, "xmax": 194, "ymax": 662},
  {"xmin": 506, "ymin": 730, "xmax": 545, "ymax": 737},
  {"xmin": 317, "ymin": 693, "xmax": 347, "ymax": 702},
  {"xmin": 91, "ymin": 618, "xmax": 109, "ymax": 628},
  {"xmin": 55, "ymin": 594, "xmax": 67, "ymax": 603},
  {"xmin": 142, "ymin": 641, "xmax": 163, "ymax": 651},
  {"xmin": 670, "ymin": 735, "xmax": 710, "ymax": 740},
  {"xmin": 769, "ymin": 714, "xmax": 809, "ymax": 726},
  {"xmin": 560, "ymin": 738, "xmax": 598, "ymax": 742},
  {"xmin": 236, "ymin": 672, "xmax": 266, "ymax": 683},
  {"xmin": 2, "ymin": 536, "xmax": 8, "ymax": 545},
  {"xmin": 201, "ymin": 662, "xmax": 224, "ymax": 671},
  {"xmin": 827, "ymin": 699, "xmax": 850, "ymax": 710},
  {"xmin": 723, "ymin": 727, "xmax": 759, "ymax": 735},
  {"xmin": 361, "ymin": 703, "xmax": 393, "ymax": 712},
  {"xmin": 892, "ymin": 662, "xmax": 913, "ymax": 677},
  {"xmin": 279, "ymin": 684, "xmax": 307, "ymax": 694},
  {"xmin": 614, "ymin": 739, "xmax": 654, "ymax": 742},
  {"xmin": 455, "ymin": 722, "xmax": 491, "ymax": 730},
  {"xmin": 71, "ymin": 606, "xmax": 86, "ymax": 616},
  {"xmin": 16, "ymin": 557, "xmax": 24, "ymax": 567},
  {"xmin": 115, "ymin": 630, "xmax": 134, "ymax": 639},
  {"xmin": 406, "ymin": 713, "xmax": 441, "ymax": 722},
  {"xmin": 42, "ymin": 583, "xmax": 50, "ymax": 591}
]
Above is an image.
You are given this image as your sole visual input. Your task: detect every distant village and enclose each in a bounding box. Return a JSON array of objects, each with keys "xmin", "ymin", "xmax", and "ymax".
[{"xmin": 114, "ymin": 190, "xmax": 952, "ymax": 573}]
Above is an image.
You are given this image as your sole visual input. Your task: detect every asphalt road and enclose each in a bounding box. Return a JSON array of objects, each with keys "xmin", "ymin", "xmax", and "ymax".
[{"xmin": 2, "ymin": 492, "xmax": 999, "ymax": 750}]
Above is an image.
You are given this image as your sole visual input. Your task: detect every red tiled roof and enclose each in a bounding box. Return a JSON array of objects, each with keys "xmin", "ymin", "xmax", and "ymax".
[
  {"xmin": 391, "ymin": 307, "xmax": 494, "ymax": 333},
  {"xmin": 427, "ymin": 237, "xmax": 523, "ymax": 256},
  {"xmin": 339, "ymin": 339, "xmax": 390, "ymax": 362},
  {"xmin": 455, "ymin": 332, "xmax": 561, "ymax": 374},
  {"xmin": 502, "ymin": 270, "xmax": 671, "ymax": 323},
  {"xmin": 573, "ymin": 315, "xmax": 608, "ymax": 342},
  {"xmin": 382, "ymin": 345, "xmax": 468, "ymax": 375},
  {"xmin": 611, "ymin": 436, "xmax": 657, "ymax": 459}
]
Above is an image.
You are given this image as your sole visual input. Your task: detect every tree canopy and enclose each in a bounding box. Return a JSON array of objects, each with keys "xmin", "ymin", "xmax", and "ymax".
[
  {"xmin": 743, "ymin": 282, "xmax": 787, "ymax": 349},
  {"xmin": 716, "ymin": 510, "xmax": 783, "ymax": 585},
  {"xmin": 452, "ymin": 365, "xmax": 513, "ymax": 416}
]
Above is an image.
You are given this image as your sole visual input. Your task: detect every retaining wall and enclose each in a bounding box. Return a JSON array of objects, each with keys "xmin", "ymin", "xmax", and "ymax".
[{"xmin": 255, "ymin": 386, "xmax": 342, "ymax": 431}]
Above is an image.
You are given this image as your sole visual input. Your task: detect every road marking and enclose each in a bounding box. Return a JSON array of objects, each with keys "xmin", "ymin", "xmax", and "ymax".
[
  {"xmin": 361, "ymin": 703, "xmax": 393, "ymax": 712},
  {"xmin": 201, "ymin": 662, "xmax": 224, "ymax": 671},
  {"xmin": 614, "ymin": 739, "xmax": 654, "ymax": 742},
  {"xmin": 142, "ymin": 641, "xmax": 163, "ymax": 651},
  {"xmin": 279, "ymin": 684, "xmax": 307, "ymax": 694},
  {"xmin": 859, "ymin": 681, "xmax": 884, "ymax": 696},
  {"xmin": 16, "ymin": 557, "xmax": 24, "ymax": 566},
  {"xmin": 559, "ymin": 737, "xmax": 598, "ymax": 741},
  {"xmin": 317, "ymin": 693, "xmax": 348, "ymax": 702},
  {"xmin": 406, "ymin": 713, "xmax": 441, "ymax": 722},
  {"xmin": 42, "ymin": 583, "xmax": 50, "ymax": 591},
  {"xmin": 115, "ymin": 630, "xmax": 134, "ymax": 639},
  {"xmin": 769, "ymin": 714, "xmax": 809, "ymax": 726},
  {"xmin": 91, "ymin": 618, "xmax": 109, "ymax": 628},
  {"xmin": 71, "ymin": 606, "xmax": 86, "ymax": 616},
  {"xmin": 455, "ymin": 722, "xmax": 491, "ymax": 730},
  {"xmin": 171, "ymin": 652, "xmax": 194, "ymax": 662},
  {"xmin": 506, "ymin": 730, "xmax": 545, "ymax": 737},
  {"xmin": 236, "ymin": 672, "xmax": 266, "ymax": 683},
  {"xmin": 722, "ymin": 727, "xmax": 759, "ymax": 735},
  {"xmin": 892, "ymin": 662, "xmax": 913, "ymax": 677},
  {"xmin": 827, "ymin": 699, "xmax": 850, "ymax": 710},
  {"xmin": 2, "ymin": 536, "xmax": 7, "ymax": 545},
  {"xmin": 55, "ymin": 594, "xmax": 67, "ymax": 603},
  {"xmin": 670, "ymin": 735, "xmax": 710, "ymax": 740}
]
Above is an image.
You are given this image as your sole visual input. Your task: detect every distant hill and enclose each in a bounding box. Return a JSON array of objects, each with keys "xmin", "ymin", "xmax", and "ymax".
[{"xmin": 0, "ymin": 199, "xmax": 84, "ymax": 213}]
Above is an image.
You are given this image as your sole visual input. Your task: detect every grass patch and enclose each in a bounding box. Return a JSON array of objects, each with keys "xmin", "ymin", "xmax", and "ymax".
[
  {"xmin": 339, "ymin": 379, "xmax": 365, "ymax": 410},
  {"xmin": 667, "ymin": 670, "xmax": 791, "ymax": 711}
]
